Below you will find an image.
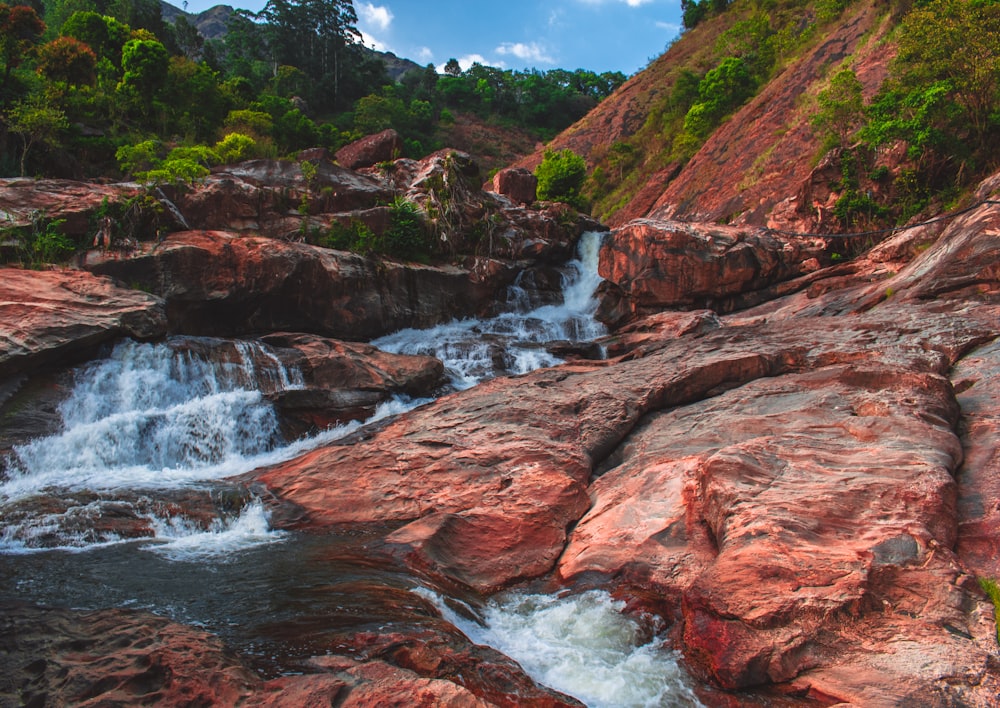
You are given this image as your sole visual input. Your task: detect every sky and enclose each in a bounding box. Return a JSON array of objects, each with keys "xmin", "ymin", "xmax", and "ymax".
[{"xmin": 174, "ymin": 0, "xmax": 685, "ymax": 76}]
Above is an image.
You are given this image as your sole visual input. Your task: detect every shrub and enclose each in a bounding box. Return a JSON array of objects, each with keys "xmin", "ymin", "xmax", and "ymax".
[
  {"xmin": 214, "ymin": 133, "xmax": 256, "ymax": 163},
  {"xmin": 384, "ymin": 197, "xmax": 431, "ymax": 260},
  {"xmin": 535, "ymin": 148, "xmax": 588, "ymax": 210}
]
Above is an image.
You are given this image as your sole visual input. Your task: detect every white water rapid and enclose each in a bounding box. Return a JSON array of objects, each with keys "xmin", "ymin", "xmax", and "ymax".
[
  {"xmin": 0, "ymin": 231, "xmax": 704, "ymax": 705},
  {"xmin": 0, "ymin": 339, "xmax": 416, "ymax": 554},
  {"xmin": 416, "ymin": 587, "xmax": 704, "ymax": 707},
  {"xmin": 373, "ymin": 230, "xmax": 607, "ymax": 389}
]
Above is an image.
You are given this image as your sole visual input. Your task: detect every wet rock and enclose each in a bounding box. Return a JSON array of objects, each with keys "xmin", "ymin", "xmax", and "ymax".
[
  {"xmin": 82, "ymin": 230, "xmax": 522, "ymax": 340},
  {"xmin": 260, "ymin": 333, "xmax": 445, "ymax": 435},
  {"xmin": 335, "ymin": 129, "xmax": 404, "ymax": 170},
  {"xmin": 490, "ymin": 167, "xmax": 537, "ymax": 205},
  {"xmin": 597, "ymin": 219, "xmax": 828, "ymax": 321},
  {"xmin": 0, "ymin": 602, "xmax": 528, "ymax": 707},
  {"xmin": 0, "ymin": 602, "xmax": 260, "ymax": 706},
  {"xmin": 0, "ymin": 268, "xmax": 166, "ymax": 377}
]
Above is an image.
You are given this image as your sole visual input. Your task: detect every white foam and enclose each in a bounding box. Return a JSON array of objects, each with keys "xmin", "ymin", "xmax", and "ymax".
[
  {"xmin": 145, "ymin": 501, "xmax": 287, "ymax": 561},
  {"xmin": 373, "ymin": 231, "xmax": 607, "ymax": 389},
  {"xmin": 414, "ymin": 587, "xmax": 703, "ymax": 708}
]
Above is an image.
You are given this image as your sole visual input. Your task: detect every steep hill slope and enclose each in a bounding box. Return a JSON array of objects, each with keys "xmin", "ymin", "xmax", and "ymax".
[{"xmin": 516, "ymin": 0, "xmax": 896, "ymax": 231}]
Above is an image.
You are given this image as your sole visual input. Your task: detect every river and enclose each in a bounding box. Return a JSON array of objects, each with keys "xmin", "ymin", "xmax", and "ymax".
[{"xmin": 0, "ymin": 232, "xmax": 702, "ymax": 707}]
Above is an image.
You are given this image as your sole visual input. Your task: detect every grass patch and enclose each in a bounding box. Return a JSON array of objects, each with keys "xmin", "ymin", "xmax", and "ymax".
[{"xmin": 978, "ymin": 577, "xmax": 1000, "ymax": 644}]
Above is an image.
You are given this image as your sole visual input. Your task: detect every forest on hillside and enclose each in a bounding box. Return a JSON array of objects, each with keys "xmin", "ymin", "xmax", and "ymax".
[
  {"xmin": 584, "ymin": 0, "xmax": 1000, "ymax": 229},
  {"xmin": 0, "ymin": 0, "xmax": 626, "ymax": 180}
]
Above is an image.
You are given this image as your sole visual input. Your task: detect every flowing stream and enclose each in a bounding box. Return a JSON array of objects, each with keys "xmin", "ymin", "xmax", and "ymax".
[{"xmin": 0, "ymin": 232, "xmax": 702, "ymax": 706}]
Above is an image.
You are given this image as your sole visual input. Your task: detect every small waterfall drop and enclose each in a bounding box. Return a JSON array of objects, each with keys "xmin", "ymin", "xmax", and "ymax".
[
  {"xmin": 373, "ymin": 231, "xmax": 607, "ymax": 389},
  {"xmin": 415, "ymin": 587, "xmax": 704, "ymax": 708}
]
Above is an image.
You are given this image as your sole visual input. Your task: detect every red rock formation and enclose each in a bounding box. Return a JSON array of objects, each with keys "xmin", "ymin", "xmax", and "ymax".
[
  {"xmin": 81, "ymin": 230, "xmax": 524, "ymax": 341},
  {"xmin": 260, "ymin": 333, "xmax": 445, "ymax": 434},
  {"xmin": 490, "ymin": 167, "xmax": 537, "ymax": 205},
  {"xmin": 0, "ymin": 268, "xmax": 166, "ymax": 377},
  {"xmin": 335, "ymin": 129, "xmax": 404, "ymax": 170},
  {"xmin": 1, "ymin": 602, "xmax": 573, "ymax": 707},
  {"xmin": 596, "ymin": 219, "xmax": 827, "ymax": 322},
  {"xmin": 0, "ymin": 179, "xmax": 141, "ymax": 237}
]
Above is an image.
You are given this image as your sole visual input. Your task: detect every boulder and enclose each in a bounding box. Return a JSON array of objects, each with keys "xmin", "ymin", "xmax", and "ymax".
[
  {"xmin": 81, "ymin": 230, "xmax": 522, "ymax": 341},
  {"xmin": 259, "ymin": 333, "xmax": 445, "ymax": 435},
  {"xmin": 1, "ymin": 602, "xmax": 574, "ymax": 707},
  {"xmin": 0, "ymin": 268, "xmax": 166, "ymax": 377},
  {"xmin": 0, "ymin": 179, "xmax": 141, "ymax": 238},
  {"xmin": 490, "ymin": 167, "xmax": 537, "ymax": 205},
  {"xmin": 335, "ymin": 129, "xmax": 404, "ymax": 170},
  {"xmin": 597, "ymin": 219, "xmax": 828, "ymax": 322}
]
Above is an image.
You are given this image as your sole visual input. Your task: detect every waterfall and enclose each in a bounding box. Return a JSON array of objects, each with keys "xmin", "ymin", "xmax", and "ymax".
[
  {"xmin": 373, "ymin": 231, "xmax": 607, "ymax": 389},
  {"xmin": 414, "ymin": 587, "xmax": 704, "ymax": 708}
]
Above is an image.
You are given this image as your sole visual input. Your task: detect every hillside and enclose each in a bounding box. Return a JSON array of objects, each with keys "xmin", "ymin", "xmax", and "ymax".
[{"xmin": 519, "ymin": 0, "xmax": 991, "ymax": 234}]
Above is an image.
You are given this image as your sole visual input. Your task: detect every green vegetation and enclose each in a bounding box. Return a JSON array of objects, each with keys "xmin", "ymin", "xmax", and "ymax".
[
  {"xmin": 320, "ymin": 197, "xmax": 431, "ymax": 261},
  {"xmin": 586, "ymin": 0, "xmax": 830, "ymax": 220},
  {"xmin": 535, "ymin": 148, "xmax": 587, "ymax": 210},
  {"xmin": 585, "ymin": 0, "xmax": 1000, "ymax": 229},
  {"xmin": 0, "ymin": 0, "xmax": 625, "ymax": 181},
  {"xmin": 979, "ymin": 577, "xmax": 1000, "ymax": 644}
]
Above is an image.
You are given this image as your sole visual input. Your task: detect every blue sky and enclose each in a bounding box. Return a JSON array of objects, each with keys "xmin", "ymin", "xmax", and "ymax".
[{"xmin": 174, "ymin": 0, "xmax": 684, "ymax": 75}]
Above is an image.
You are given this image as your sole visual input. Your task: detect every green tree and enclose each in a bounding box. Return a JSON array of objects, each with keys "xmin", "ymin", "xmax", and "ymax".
[
  {"xmin": 535, "ymin": 148, "xmax": 587, "ymax": 210},
  {"xmin": 60, "ymin": 10, "xmax": 130, "ymax": 66},
  {"xmin": 118, "ymin": 37, "xmax": 168, "ymax": 114},
  {"xmin": 35, "ymin": 35, "xmax": 97, "ymax": 86},
  {"xmin": 0, "ymin": 3, "xmax": 45, "ymax": 91},
  {"xmin": 890, "ymin": 0, "xmax": 1000, "ymax": 152},
  {"xmin": 683, "ymin": 56, "xmax": 756, "ymax": 139},
  {"xmin": 7, "ymin": 96, "xmax": 69, "ymax": 175},
  {"xmin": 812, "ymin": 67, "xmax": 865, "ymax": 149}
]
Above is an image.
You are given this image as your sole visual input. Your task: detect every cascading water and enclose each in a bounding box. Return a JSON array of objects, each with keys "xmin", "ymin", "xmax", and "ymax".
[
  {"xmin": 0, "ymin": 339, "xmax": 409, "ymax": 553},
  {"xmin": 416, "ymin": 588, "xmax": 704, "ymax": 708},
  {"xmin": 0, "ymin": 232, "xmax": 703, "ymax": 706},
  {"xmin": 373, "ymin": 230, "xmax": 608, "ymax": 389}
]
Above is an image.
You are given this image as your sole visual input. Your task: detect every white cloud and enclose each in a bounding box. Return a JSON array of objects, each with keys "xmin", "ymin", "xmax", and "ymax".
[
  {"xmin": 655, "ymin": 21, "xmax": 681, "ymax": 33},
  {"xmin": 360, "ymin": 30, "xmax": 389, "ymax": 52},
  {"xmin": 496, "ymin": 41, "xmax": 555, "ymax": 65},
  {"xmin": 357, "ymin": 2, "xmax": 393, "ymax": 32},
  {"xmin": 458, "ymin": 54, "xmax": 495, "ymax": 71},
  {"xmin": 415, "ymin": 46, "xmax": 434, "ymax": 63}
]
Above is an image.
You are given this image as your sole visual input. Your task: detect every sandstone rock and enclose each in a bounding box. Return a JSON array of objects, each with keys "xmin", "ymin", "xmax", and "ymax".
[
  {"xmin": 597, "ymin": 219, "xmax": 828, "ymax": 321},
  {"xmin": 0, "ymin": 179, "xmax": 141, "ymax": 239},
  {"xmin": 0, "ymin": 602, "xmax": 259, "ymax": 706},
  {"xmin": 953, "ymin": 338, "xmax": 1000, "ymax": 579},
  {"xmin": 258, "ymin": 333, "xmax": 445, "ymax": 435},
  {"xmin": 490, "ymin": 167, "xmax": 537, "ymax": 205},
  {"xmin": 174, "ymin": 159, "xmax": 393, "ymax": 239},
  {"xmin": 336, "ymin": 129, "xmax": 404, "ymax": 170},
  {"xmin": 82, "ymin": 230, "xmax": 521, "ymax": 341},
  {"xmin": 0, "ymin": 268, "xmax": 166, "ymax": 377},
  {"xmin": 1, "ymin": 602, "xmax": 563, "ymax": 707}
]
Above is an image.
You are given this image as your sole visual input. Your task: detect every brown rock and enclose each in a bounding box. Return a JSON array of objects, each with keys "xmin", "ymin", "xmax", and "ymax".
[
  {"xmin": 1, "ymin": 602, "xmax": 562, "ymax": 707},
  {"xmin": 597, "ymin": 219, "xmax": 827, "ymax": 321},
  {"xmin": 0, "ymin": 179, "xmax": 141, "ymax": 238},
  {"xmin": 336, "ymin": 129, "xmax": 404, "ymax": 170},
  {"xmin": 259, "ymin": 333, "xmax": 445, "ymax": 435},
  {"xmin": 953, "ymin": 338, "xmax": 1000, "ymax": 579},
  {"xmin": 0, "ymin": 602, "xmax": 259, "ymax": 706},
  {"xmin": 82, "ymin": 230, "xmax": 521, "ymax": 341},
  {"xmin": 490, "ymin": 168, "xmax": 537, "ymax": 205},
  {"xmin": 0, "ymin": 268, "xmax": 166, "ymax": 377}
]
